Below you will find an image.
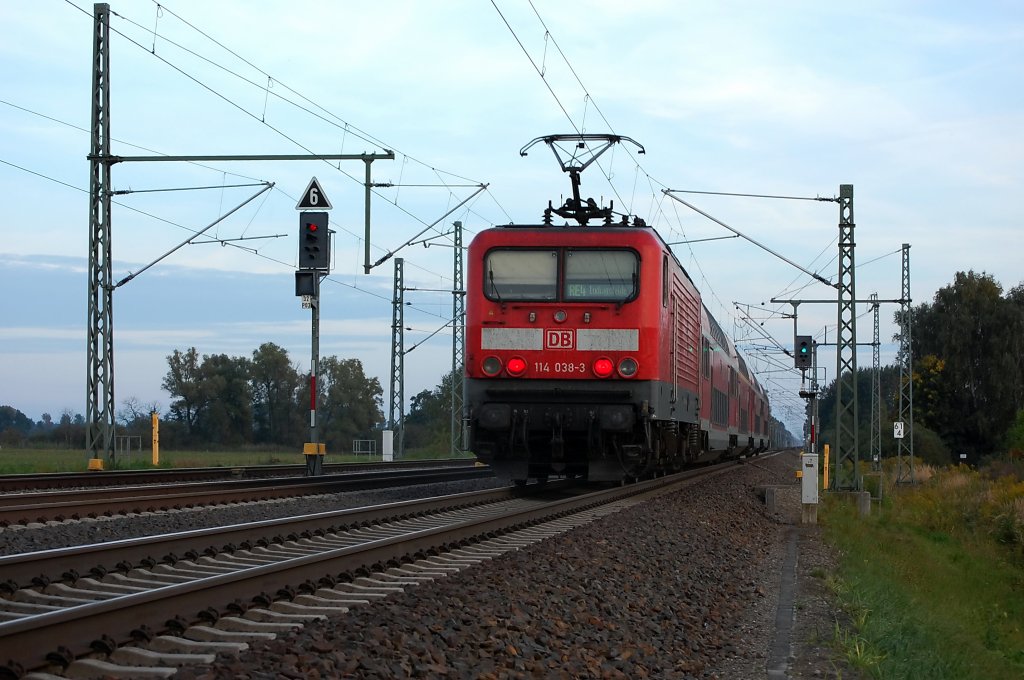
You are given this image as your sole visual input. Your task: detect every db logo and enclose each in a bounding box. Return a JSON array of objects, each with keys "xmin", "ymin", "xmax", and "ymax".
[{"xmin": 545, "ymin": 329, "xmax": 575, "ymax": 349}]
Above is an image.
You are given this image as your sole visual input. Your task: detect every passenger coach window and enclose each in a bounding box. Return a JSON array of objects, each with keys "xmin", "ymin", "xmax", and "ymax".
[
  {"xmin": 484, "ymin": 249, "xmax": 558, "ymax": 301},
  {"xmin": 563, "ymin": 249, "xmax": 638, "ymax": 302}
]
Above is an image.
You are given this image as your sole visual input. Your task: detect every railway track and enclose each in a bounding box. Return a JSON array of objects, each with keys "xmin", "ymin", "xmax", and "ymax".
[
  {"xmin": 0, "ymin": 458, "xmax": 475, "ymax": 492},
  {"xmin": 0, "ymin": 460, "xmax": 743, "ymax": 678},
  {"xmin": 0, "ymin": 464, "xmax": 491, "ymax": 527}
]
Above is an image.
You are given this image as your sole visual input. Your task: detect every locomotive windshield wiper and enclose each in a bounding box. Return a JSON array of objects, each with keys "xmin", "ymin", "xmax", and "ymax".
[
  {"xmin": 617, "ymin": 271, "xmax": 639, "ymax": 309},
  {"xmin": 488, "ymin": 269, "xmax": 504, "ymax": 304}
]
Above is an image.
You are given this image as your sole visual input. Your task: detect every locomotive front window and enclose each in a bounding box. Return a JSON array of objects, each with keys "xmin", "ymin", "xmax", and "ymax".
[
  {"xmin": 484, "ymin": 249, "xmax": 558, "ymax": 301},
  {"xmin": 564, "ymin": 249, "xmax": 638, "ymax": 302}
]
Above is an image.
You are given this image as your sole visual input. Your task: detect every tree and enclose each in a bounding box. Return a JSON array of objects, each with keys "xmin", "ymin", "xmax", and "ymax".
[
  {"xmin": 912, "ymin": 354, "xmax": 945, "ymax": 428},
  {"xmin": 196, "ymin": 354, "xmax": 252, "ymax": 445},
  {"xmin": 316, "ymin": 356, "xmax": 384, "ymax": 453},
  {"xmin": 250, "ymin": 343, "xmax": 301, "ymax": 445},
  {"xmin": 904, "ymin": 271, "xmax": 1024, "ymax": 460},
  {"xmin": 57, "ymin": 409, "xmax": 84, "ymax": 450},
  {"xmin": 162, "ymin": 348, "xmax": 255, "ymax": 446},
  {"xmin": 816, "ymin": 365, "xmax": 902, "ymax": 453},
  {"xmin": 404, "ymin": 369, "xmax": 461, "ymax": 452},
  {"xmin": 117, "ymin": 397, "xmax": 162, "ymax": 434},
  {"xmin": 1005, "ymin": 409, "xmax": 1024, "ymax": 459},
  {"xmin": 0, "ymin": 405, "xmax": 34, "ymax": 435},
  {"xmin": 161, "ymin": 348, "xmax": 204, "ymax": 437},
  {"xmin": 152, "ymin": 343, "xmax": 395, "ymax": 451}
]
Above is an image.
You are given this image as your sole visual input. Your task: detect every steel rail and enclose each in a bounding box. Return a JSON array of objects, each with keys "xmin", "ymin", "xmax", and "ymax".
[
  {"xmin": 0, "ymin": 466, "xmax": 492, "ymax": 526},
  {"xmin": 0, "ymin": 463, "xmax": 738, "ymax": 675},
  {"xmin": 0, "ymin": 484, "xmax": 523, "ymax": 590},
  {"xmin": 0, "ymin": 458, "xmax": 477, "ymax": 492}
]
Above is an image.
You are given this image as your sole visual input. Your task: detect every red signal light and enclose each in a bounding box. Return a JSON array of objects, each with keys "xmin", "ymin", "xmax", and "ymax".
[
  {"xmin": 593, "ymin": 357, "xmax": 614, "ymax": 378},
  {"xmin": 307, "ymin": 223, "xmax": 318, "ymax": 232},
  {"xmin": 506, "ymin": 356, "xmax": 527, "ymax": 376}
]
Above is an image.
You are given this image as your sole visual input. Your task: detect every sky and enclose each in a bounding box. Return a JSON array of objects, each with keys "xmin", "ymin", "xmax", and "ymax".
[{"xmin": 1, "ymin": 1, "xmax": 1022, "ymax": 437}]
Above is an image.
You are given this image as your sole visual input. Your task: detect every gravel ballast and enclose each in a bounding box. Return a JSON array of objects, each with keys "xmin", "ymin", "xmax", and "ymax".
[
  {"xmin": 3, "ymin": 453, "xmax": 855, "ymax": 678},
  {"xmin": 173, "ymin": 452, "xmax": 849, "ymax": 679}
]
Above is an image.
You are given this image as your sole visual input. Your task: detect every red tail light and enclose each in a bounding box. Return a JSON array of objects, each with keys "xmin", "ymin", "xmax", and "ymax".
[
  {"xmin": 506, "ymin": 356, "xmax": 527, "ymax": 376},
  {"xmin": 593, "ymin": 357, "xmax": 614, "ymax": 378}
]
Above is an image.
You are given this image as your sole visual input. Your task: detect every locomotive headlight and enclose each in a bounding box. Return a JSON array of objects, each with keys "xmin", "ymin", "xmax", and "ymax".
[
  {"xmin": 481, "ymin": 356, "xmax": 503, "ymax": 377},
  {"xmin": 553, "ymin": 309, "xmax": 567, "ymax": 323},
  {"xmin": 592, "ymin": 357, "xmax": 614, "ymax": 378},
  {"xmin": 506, "ymin": 356, "xmax": 528, "ymax": 376},
  {"xmin": 617, "ymin": 357, "xmax": 639, "ymax": 378}
]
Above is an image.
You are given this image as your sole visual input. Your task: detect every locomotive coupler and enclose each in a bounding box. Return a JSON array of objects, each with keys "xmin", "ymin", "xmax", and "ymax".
[{"xmin": 509, "ymin": 408, "xmax": 531, "ymax": 456}]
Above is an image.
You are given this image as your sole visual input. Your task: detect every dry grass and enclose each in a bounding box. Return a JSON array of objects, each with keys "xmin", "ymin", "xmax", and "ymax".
[{"xmin": 822, "ymin": 459, "xmax": 1024, "ymax": 678}]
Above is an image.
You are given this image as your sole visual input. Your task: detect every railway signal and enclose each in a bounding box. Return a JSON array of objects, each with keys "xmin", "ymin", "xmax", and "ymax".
[
  {"xmin": 299, "ymin": 211, "xmax": 330, "ymax": 270},
  {"xmin": 795, "ymin": 335, "xmax": 812, "ymax": 369},
  {"xmin": 295, "ymin": 176, "xmax": 333, "ymax": 210},
  {"xmin": 295, "ymin": 271, "xmax": 318, "ymax": 297}
]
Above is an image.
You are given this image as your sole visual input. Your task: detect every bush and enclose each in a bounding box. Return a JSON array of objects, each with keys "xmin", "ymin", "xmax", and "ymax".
[
  {"xmin": 913, "ymin": 424, "xmax": 952, "ymax": 466},
  {"xmin": 1004, "ymin": 409, "xmax": 1024, "ymax": 458}
]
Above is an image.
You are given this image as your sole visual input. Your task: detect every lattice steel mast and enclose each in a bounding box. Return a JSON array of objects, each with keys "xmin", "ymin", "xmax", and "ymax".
[
  {"xmin": 870, "ymin": 293, "xmax": 882, "ymax": 471},
  {"xmin": 833, "ymin": 184, "xmax": 859, "ymax": 490},
  {"xmin": 389, "ymin": 258, "xmax": 405, "ymax": 458},
  {"xmin": 896, "ymin": 243, "xmax": 915, "ymax": 483},
  {"xmin": 86, "ymin": 3, "xmax": 114, "ymax": 465},
  {"xmin": 450, "ymin": 221, "xmax": 466, "ymax": 456}
]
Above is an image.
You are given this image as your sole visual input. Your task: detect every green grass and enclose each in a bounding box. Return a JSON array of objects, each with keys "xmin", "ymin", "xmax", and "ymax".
[
  {"xmin": 821, "ymin": 467, "xmax": 1024, "ymax": 679},
  {"xmin": 0, "ymin": 448, "xmax": 303, "ymax": 473},
  {"xmin": 0, "ymin": 445, "xmax": 473, "ymax": 474}
]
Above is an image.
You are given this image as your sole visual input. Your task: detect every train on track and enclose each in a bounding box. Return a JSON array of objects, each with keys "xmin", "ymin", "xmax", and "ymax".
[{"xmin": 466, "ymin": 134, "xmax": 780, "ymax": 483}]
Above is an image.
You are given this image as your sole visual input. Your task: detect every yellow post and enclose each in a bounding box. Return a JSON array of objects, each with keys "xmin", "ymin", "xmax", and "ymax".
[
  {"xmin": 151, "ymin": 411, "xmax": 160, "ymax": 466},
  {"xmin": 823, "ymin": 444, "xmax": 830, "ymax": 490},
  {"xmin": 303, "ymin": 442, "xmax": 324, "ymax": 475}
]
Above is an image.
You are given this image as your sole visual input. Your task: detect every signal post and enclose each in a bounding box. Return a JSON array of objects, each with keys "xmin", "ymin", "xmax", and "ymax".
[{"xmin": 296, "ymin": 178, "xmax": 332, "ymax": 475}]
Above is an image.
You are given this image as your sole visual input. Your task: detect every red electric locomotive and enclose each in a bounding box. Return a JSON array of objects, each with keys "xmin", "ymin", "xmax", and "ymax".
[{"xmin": 465, "ymin": 135, "xmax": 770, "ymax": 482}]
